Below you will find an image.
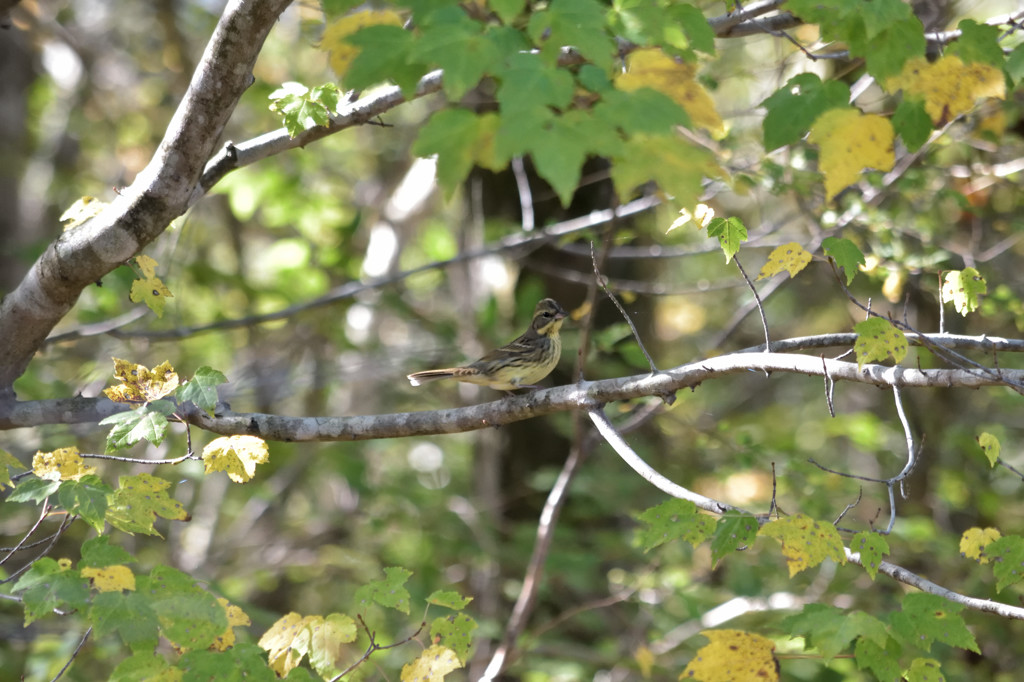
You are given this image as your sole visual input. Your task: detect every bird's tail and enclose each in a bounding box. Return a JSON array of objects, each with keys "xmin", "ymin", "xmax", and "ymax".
[{"xmin": 407, "ymin": 367, "xmax": 480, "ymax": 386}]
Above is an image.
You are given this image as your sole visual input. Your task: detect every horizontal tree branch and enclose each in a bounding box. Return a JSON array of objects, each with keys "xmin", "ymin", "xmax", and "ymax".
[
  {"xmin": 5, "ymin": 336, "xmax": 1023, "ymax": 433},
  {"xmin": 4, "ymin": 335, "xmax": 1020, "ymax": 433},
  {"xmin": 176, "ymin": 355, "xmax": 1024, "ymax": 441}
]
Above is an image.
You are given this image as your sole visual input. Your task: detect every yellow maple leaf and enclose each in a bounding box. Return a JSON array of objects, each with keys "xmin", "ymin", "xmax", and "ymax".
[
  {"xmin": 32, "ymin": 447, "xmax": 96, "ymax": 481},
  {"xmin": 202, "ymin": 435, "xmax": 270, "ymax": 483},
  {"xmin": 401, "ymin": 644, "xmax": 462, "ymax": 682},
  {"xmin": 682, "ymin": 629, "xmax": 779, "ymax": 681},
  {"xmin": 757, "ymin": 242, "xmax": 813, "ymax": 279},
  {"xmin": 135, "ymin": 254, "xmax": 159, "ymax": 278},
  {"xmin": 82, "ymin": 565, "xmax": 136, "ymax": 592},
  {"xmin": 260, "ymin": 613, "xmax": 314, "ymax": 677},
  {"xmin": 129, "ymin": 275, "xmax": 174, "ymax": 318},
  {"xmin": 760, "ymin": 513, "xmax": 846, "ymax": 577},
  {"xmin": 615, "ymin": 48, "xmax": 725, "ymax": 138},
  {"xmin": 210, "ymin": 597, "xmax": 251, "ymax": 651},
  {"xmin": 322, "ymin": 9, "xmax": 403, "ymax": 79},
  {"xmin": 103, "ymin": 358, "xmax": 180, "ymax": 403},
  {"xmin": 886, "ymin": 55, "xmax": 1005, "ymax": 125},
  {"xmin": 960, "ymin": 527, "xmax": 1001, "ymax": 565},
  {"xmin": 808, "ymin": 108, "xmax": 894, "ymax": 201}
]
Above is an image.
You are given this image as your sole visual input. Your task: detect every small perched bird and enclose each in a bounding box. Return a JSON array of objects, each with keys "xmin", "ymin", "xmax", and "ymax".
[{"xmin": 408, "ymin": 298, "xmax": 568, "ymax": 392}]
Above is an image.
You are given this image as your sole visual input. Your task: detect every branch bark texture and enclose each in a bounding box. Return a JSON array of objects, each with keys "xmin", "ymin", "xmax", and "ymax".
[{"xmin": 0, "ymin": 0, "xmax": 292, "ymax": 400}]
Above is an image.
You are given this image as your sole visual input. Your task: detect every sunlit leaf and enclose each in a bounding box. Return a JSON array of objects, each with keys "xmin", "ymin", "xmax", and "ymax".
[
  {"xmin": 808, "ymin": 107, "xmax": 894, "ymax": 201},
  {"xmin": 202, "ymin": 435, "xmax": 270, "ymax": 483},
  {"xmin": 959, "ymin": 527, "xmax": 1000, "ymax": 564},
  {"xmin": 977, "ymin": 432, "xmax": 1000, "ymax": 467},
  {"xmin": 941, "ymin": 267, "xmax": 987, "ymax": 315},
  {"xmin": 757, "ymin": 242, "xmax": 812, "ymax": 280},
  {"xmin": 400, "ymin": 644, "xmax": 462, "ymax": 681},
  {"xmin": 681, "ymin": 629, "xmax": 779, "ymax": 681},
  {"xmin": 853, "ymin": 318, "xmax": 907, "ymax": 369},
  {"xmin": 760, "ymin": 513, "xmax": 846, "ymax": 577},
  {"xmin": 886, "ymin": 56, "xmax": 1005, "ymax": 126}
]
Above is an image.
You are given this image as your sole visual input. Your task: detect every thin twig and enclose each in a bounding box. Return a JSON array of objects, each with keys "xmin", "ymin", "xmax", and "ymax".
[
  {"xmin": 821, "ymin": 354, "xmax": 835, "ymax": 417},
  {"xmin": 80, "ymin": 451, "xmax": 197, "ymax": 465},
  {"xmin": 731, "ymin": 254, "xmax": 771, "ymax": 352},
  {"xmin": 45, "ymin": 196, "xmax": 660, "ymax": 345},
  {"xmin": 590, "ymin": 241, "xmax": 658, "ymax": 373},
  {"xmin": 834, "ymin": 488, "xmax": 863, "ymax": 527},
  {"xmin": 0, "ymin": 501, "xmax": 52, "ymax": 568},
  {"xmin": 330, "ymin": 616, "xmax": 427, "ymax": 681},
  {"xmin": 50, "ymin": 627, "xmax": 92, "ymax": 682}
]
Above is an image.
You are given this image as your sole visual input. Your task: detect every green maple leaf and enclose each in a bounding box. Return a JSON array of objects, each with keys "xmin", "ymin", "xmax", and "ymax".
[
  {"xmin": 81, "ymin": 536, "xmax": 135, "ymax": 568},
  {"xmin": 636, "ymin": 499, "xmax": 716, "ymax": 551},
  {"xmin": 531, "ymin": 110, "xmax": 621, "ymax": 207},
  {"xmin": 8, "ymin": 477, "xmax": 60, "ymax": 503},
  {"xmin": 411, "ymin": 9, "xmax": 503, "ymax": 100},
  {"xmin": 354, "ymin": 566, "xmax": 413, "ymax": 614},
  {"xmin": 985, "ymin": 535, "xmax": 1024, "ymax": 591},
  {"xmin": 611, "ymin": 133, "xmax": 719, "ymax": 210},
  {"xmin": 12, "ymin": 557, "xmax": 90, "ymax": 625},
  {"xmin": 851, "ymin": 531, "xmax": 889, "ymax": 581},
  {"xmin": 177, "ymin": 366, "xmax": 228, "ymax": 415},
  {"xmin": 528, "ymin": 0, "xmax": 615, "ymax": 71},
  {"xmin": 594, "ymin": 88, "xmax": 690, "ymax": 135},
  {"xmin": 344, "ymin": 25, "xmax": 425, "ymax": 96},
  {"xmin": 854, "ymin": 636, "xmax": 903, "ymax": 682},
  {"xmin": 57, "ymin": 475, "xmax": 112, "ymax": 533},
  {"xmin": 710, "ymin": 513, "xmax": 759, "ymax": 565},
  {"xmin": 941, "ymin": 267, "xmax": 987, "ymax": 315},
  {"xmin": 105, "ymin": 473, "xmax": 189, "ymax": 537},
  {"xmin": 784, "ymin": 604, "xmax": 888, "ymax": 661},
  {"xmin": 91, "ymin": 590, "xmax": 161, "ymax": 653},
  {"xmin": 947, "ymin": 19, "xmax": 1004, "ymax": 68},
  {"xmin": 706, "ymin": 216, "xmax": 748, "ymax": 264},
  {"xmin": 762, "ymin": 74, "xmax": 849, "ymax": 151},
  {"xmin": 413, "ymin": 108, "xmax": 484, "ymax": 198},
  {"xmin": 496, "ymin": 52, "xmax": 575, "ymax": 114},
  {"xmin": 890, "ymin": 593, "xmax": 979, "ymax": 653},
  {"xmin": 822, "ymin": 237, "xmax": 866, "ymax": 285},
  {"xmin": 892, "ymin": 98, "xmax": 933, "ymax": 152},
  {"xmin": 787, "ymin": 0, "xmax": 924, "ymax": 80},
  {"xmin": 431, "ymin": 613, "xmax": 477, "ymax": 663},
  {"xmin": 142, "ymin": 566, "xmax": 227, "ymax": 650},
  {"xmin": 854, "ymin": 318, "xmax": 908, "ymax": 369}
]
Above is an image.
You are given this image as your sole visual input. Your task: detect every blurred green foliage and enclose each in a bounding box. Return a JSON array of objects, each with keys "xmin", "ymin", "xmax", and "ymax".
[{"xmin": 3, "ymin": 0, "xmax": 1024, "ymax": 680}]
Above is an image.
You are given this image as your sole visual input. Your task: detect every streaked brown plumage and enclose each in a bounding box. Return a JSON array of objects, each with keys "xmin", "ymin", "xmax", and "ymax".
[{"xmin": 408, "ymin": 298, "xmax": 568, "ymax": 391}]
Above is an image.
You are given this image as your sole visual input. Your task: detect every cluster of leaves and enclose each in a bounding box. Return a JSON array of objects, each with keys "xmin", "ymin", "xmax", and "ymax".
[
  {"xmin": 637, "ymin": 500, "xmax": 985, "ymax": 680},
  {"xmin": 2, "ymin": 357, "xmax": 475, "ymax": 680},
  {"xmin": 6, "ymin": 0, "xmax": 1024, "ymax": 679},
  {"xmin": 270, "ymin": 0, "xmax": 1012, "ymax": 211}
]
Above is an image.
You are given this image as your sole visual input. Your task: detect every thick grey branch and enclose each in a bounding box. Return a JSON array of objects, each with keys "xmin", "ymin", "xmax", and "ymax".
[
  {"xmin": 5, "ymin": 339, "xmax": 1021, "ymax": 433},
  {"xmin": 0, "ymin": 0, "xmax": 292, "ymax": 400}
]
